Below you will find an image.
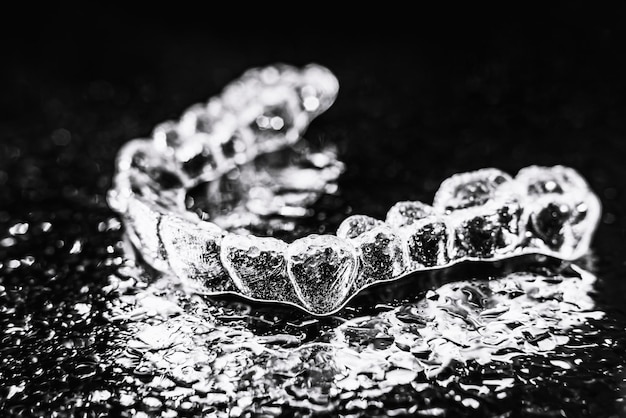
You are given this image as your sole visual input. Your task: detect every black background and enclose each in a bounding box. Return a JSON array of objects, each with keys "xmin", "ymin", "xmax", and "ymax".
[
  {"xmin": 3, "ymin": 7, "xmax": 625, "ymax": 289},
  {"xmin": 2, "ymin": 6, "xmax": 626, "ymax": 416}
]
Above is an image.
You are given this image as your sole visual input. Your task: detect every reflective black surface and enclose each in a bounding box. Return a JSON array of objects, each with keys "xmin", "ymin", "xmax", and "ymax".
[{"xmin": 2, "ymin": 10, "xmax": 626, "ymax": 417}]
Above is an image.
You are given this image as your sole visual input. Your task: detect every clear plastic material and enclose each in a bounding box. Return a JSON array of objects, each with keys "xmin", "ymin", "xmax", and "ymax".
[{"xmin": 108, "ymin": 64, "xmax": 601, "ymax": 315}]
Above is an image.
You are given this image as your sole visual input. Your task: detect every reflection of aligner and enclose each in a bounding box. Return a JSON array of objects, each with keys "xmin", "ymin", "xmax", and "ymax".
[
  {"xmin": 331, "ymin": 265, "xmax": 600, "ymax": 378},
  {"xmin": 108, "ymin": 64, "xmax": 602, "ymax": 317}
]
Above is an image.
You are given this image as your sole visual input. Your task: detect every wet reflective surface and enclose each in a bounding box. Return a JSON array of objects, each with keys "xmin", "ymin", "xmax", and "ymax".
[
  {"xmin": 103, "ymin": 255, "xmax": 610, "ymax": 417},
  {"xmin": 2, "ymin": 207, "xmax": 625, "ymax": 417},
  {"xmin": 3, "ymin": 17, "xmax": 626, "ymax": 417},
  {"xmin": 2, "ymin": 150, "xmax": 626, "ymax": 418}
]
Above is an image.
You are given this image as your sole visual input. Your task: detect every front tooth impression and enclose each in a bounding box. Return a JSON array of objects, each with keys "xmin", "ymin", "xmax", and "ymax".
[
  {"xmin": 433, "ymin": 168, "xmax": 522, "ymax": 259},
  {"xmin": 398, "ymin": 216, "xmax": 452, "ymax": 269},
  {"xmin": 349, "ymin": 224, "xmax": 405, "ymax": 288},
  {"xmin": 287, "ymin": 235, "xmax": 358, "ymax": 314},
  {"xmin": 220, "ymin": 234, "xmax": 299, "ymax": 304}
]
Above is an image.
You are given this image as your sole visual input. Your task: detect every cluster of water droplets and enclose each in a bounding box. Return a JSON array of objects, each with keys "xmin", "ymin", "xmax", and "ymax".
[{"xmin": 98, "ymin": 253, "xmax": 609, "ymax": 416}]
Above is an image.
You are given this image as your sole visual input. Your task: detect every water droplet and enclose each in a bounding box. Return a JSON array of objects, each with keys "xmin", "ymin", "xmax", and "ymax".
[
  {"xmin": 9, "ymin": 222, "xmax": 29, "ymax": 235},
  {"xmin": 142, "ymin": 396, "xmax": 163, "ymax": 409},
  {"xmin": 287, "ymin": 234, "xmax": 358, "ymax": 314},
  {"xmin": 69, "ymin": 240, "xmax": 83, "ymax": 254}
]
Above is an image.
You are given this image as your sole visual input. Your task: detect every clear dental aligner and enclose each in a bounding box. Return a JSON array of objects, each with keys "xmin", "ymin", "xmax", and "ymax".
[{"xmin": 108, "ymin": 64, "xmax": 602, "ymax": 316}]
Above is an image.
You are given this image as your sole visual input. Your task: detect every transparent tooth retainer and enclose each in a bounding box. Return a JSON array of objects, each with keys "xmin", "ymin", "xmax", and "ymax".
[{"xmin": 108, "ymin": 64, "xmax": 602, "ymax": 316}]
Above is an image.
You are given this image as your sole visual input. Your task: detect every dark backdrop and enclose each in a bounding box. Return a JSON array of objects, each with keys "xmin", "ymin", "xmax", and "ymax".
[
  {"xmin": 3, "ymin": 8, "xmax": 625, "ymax": 290},
  {"xmin": 2, "ymin": 6, "xmax": 626, "ymax": 417}
]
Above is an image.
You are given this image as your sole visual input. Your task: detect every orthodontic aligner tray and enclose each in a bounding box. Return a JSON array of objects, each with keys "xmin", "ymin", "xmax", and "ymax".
[{"xmin": 108, "ymin": 64, "xmax": 602, "ymax": 315}]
